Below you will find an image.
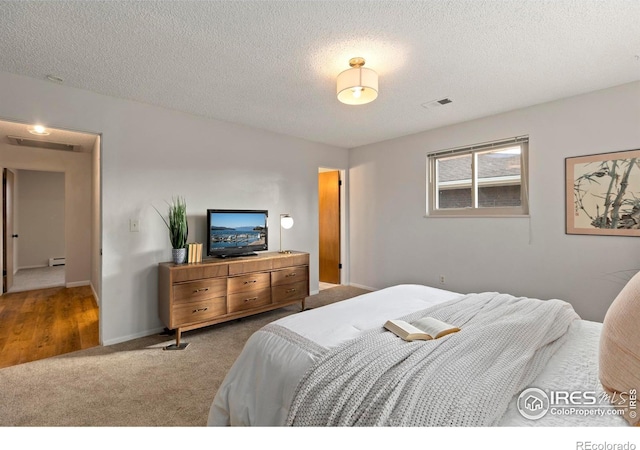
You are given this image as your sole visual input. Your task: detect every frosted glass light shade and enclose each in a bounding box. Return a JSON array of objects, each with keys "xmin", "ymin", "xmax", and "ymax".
[
  {"xmin": 281, "ymin": 215, "xmax": 294, "ymax": 229},
  {"xmin": 336, "ymin": 66, "xmax": 378, "ymax": 105}
]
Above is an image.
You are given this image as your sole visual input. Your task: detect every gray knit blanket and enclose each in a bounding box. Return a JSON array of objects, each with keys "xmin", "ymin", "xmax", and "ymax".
[{"xmin": 285, "ymin": 292, "xmax": 579, "ymax": 427}]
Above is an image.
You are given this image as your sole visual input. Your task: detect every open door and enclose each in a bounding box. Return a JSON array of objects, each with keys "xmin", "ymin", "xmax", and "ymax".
[
  {"xmin": 319, "ymin": 170, "xmax": 341, "ymax": 285},
  {"xmin": 3, "ymin": 169, "xmax": 15, "ymax": 293}
]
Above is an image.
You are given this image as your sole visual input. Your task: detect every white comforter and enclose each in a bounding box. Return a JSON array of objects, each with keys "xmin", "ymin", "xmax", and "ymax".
[{"xmin": 208, "ymin": 284, "xmax": 627, "ymax": 426}]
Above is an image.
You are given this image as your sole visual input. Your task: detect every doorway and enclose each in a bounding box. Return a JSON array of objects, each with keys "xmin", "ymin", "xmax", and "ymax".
[
  {"xmin": 318, "ymin": 168, "xmax": 342, "ymax": 289},
  {"xmin": 0, "ymin": 118, "xmax": 102, "ymax": 366},
  {"xmin": 4, "ymin": 169, "xmax": 66, "ymax": 293},
  {"xmin": 2, "ymin": 168, "xmax": 15, "ymax": 292}
]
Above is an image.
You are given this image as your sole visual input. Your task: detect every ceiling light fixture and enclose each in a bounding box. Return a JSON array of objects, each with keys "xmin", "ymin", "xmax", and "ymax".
[
  {"xmin": 336, "ymin": 57, "xmax": 378, "ymax": 105},
  {"xmin": 28, "ymin": 125, "xmax": 50, "ymax": 136}
]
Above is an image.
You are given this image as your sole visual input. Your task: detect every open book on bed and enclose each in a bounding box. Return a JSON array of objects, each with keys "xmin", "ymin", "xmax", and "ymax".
[{"xmin": 384, "ymin": 317, "xmax": 460, "ymax": 341}]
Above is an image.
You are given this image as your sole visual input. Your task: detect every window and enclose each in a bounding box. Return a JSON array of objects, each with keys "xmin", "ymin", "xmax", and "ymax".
[{"xmin": 427, "ymin": 136, "xmax": 529, "ymax": 216}]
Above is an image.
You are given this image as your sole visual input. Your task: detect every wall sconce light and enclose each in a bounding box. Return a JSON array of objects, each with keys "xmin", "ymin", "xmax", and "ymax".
[
  {"xmin": 336, "ymin": 57, "xmax": 378, "ymax": 105},
  {"xmin": 280, "ymin": 214, "xmax": 294, "ymax": 253}
]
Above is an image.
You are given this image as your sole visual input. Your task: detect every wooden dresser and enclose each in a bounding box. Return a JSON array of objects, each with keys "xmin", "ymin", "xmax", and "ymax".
[{"xmin": 158, "ymin": 251, "xmax": 309, "ymax": 349}]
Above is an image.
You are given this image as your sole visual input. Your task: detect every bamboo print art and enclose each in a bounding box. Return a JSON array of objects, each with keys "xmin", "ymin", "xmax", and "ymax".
[{"xmin": 566, "ymin": 149, "xmax": 640, "ymax": 236}]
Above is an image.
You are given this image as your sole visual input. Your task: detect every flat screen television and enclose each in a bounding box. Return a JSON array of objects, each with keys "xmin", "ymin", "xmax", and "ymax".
[{"xmin": 206, "ymin": 209, "xmax": 268, "ymax": 258}]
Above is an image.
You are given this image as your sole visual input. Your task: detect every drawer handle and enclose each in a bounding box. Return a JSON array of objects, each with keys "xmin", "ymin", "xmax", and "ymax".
[
  {"xmin": 244, "ymin": 297, "xmax": 258, "ymax": 303},
  {"xmin": 286, "ymin": 288, "xmax": 296, "ymax": 293},
  {"xmin": 193, "ymin": 307, "xmax": 209, "ymax": 313},
  {"xmin": 286, "ymin": 273, "xmax": 297, "ymax": 277},
  {"xmin": 243, "ymin": 280, "xmax": 257, "ymax": 285},
  {"xmin": 193, "ymin": 287, "xmax": 210, "ymax": 293}
]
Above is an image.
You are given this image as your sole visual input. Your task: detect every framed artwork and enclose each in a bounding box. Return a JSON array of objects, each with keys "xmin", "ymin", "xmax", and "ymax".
[{"xmin": 566, "ymin": 148, "xmax": 640, "ymax": 236}]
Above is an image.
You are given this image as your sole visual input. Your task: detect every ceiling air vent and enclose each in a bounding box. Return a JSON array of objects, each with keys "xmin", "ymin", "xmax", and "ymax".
[
  {"xmin": 6, "ymin": 135, "xmax": 81, "ymax": 152},
  {"xmin": 422, "ymin": 98, "xmax": 453, "ymax": 109}
]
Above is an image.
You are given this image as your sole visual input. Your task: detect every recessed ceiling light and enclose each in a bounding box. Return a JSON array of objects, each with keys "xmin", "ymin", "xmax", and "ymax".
[
  {"xmin": 28, "ymin": 125, "xmax": 50, "ymax": 136},
  {"xmin": 46, "ymin": 74, "xmax": 64, "ymax": 83}
]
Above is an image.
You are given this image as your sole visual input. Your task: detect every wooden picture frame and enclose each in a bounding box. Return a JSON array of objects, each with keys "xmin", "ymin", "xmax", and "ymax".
[{"xmin": 566, "ymin": 148, "xmax": 640, "ymax": 236}]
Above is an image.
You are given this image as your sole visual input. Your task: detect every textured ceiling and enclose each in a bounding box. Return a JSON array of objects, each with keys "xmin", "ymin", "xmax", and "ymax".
[{"xmin": 0, "ymin": 1, "xmax": 639, "ymax": 149}]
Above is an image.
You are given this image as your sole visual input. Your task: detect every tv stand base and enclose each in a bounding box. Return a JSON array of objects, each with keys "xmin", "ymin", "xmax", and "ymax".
[{"xmin": 217, "ymin": 252, "xmax": 258, "ymax": 259}]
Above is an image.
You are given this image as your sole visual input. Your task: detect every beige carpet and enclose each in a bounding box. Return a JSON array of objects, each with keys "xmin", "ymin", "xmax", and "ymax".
[
  {"xmin": 8, "ymin": 266, "xmax": 65, "ymax": 293},
  {"xmin": 0, "ymin": 285, "xmax": 369, "ymax": 427}
]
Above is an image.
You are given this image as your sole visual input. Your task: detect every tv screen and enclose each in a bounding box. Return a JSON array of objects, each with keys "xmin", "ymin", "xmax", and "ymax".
[{"xmin": 207, "ymin": 209, "xmax": 268, "ymax": 258}]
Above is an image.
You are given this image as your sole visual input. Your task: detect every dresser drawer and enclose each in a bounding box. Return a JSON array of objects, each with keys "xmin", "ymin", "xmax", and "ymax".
[
  {"xmin": 173, "ymin": 278, "xmax": 227, "ymax": 302},
  {"xmin": 228, "ymin": 259, "xmax": 273, "ymax": 276},
  {"xmin": 272, "ymin": 280, "xmax": 308, "ymax": 304},
  {"xmin": 271, "ymin": 266, "xmax": 309, "ymax": 287},
  {"xmin": 272, "ymin": 253, "xmax": 309, "ymax": 269},
  {"xmin": 171, "ymin": 264, "xmax": 228, "ymax": 283},
  {"xmin": 172, "ymin": 296, "xmax": 227, "ymax": 327},
  {"xmin": 228, "ymin": 287, "xmax": 271, "ymax": 313},
  {"xmin": 228, "ymin": 272, "xmax": 270, "ymax": 294}
]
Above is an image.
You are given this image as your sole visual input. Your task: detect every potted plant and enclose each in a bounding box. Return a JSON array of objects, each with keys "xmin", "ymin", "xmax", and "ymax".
[{"xmin": 155, "ymin": 196, "xmax": 188, "ymax": 264}]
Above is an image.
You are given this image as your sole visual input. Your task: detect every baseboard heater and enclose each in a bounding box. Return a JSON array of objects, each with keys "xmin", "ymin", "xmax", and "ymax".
[{"xmin": 49, "ymin": 257, "xmax": 66, "ymax": 267}]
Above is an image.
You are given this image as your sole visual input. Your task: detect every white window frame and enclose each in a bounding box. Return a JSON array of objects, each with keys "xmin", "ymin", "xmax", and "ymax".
[{"xmin": 426, "ymin": 136, "xmax": 529, "ymax": 217}]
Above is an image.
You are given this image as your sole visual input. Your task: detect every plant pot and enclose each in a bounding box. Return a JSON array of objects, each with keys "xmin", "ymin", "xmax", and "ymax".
[{"xmin": 172, "ymin": 247, "xmax": 186, "ymax": 264}]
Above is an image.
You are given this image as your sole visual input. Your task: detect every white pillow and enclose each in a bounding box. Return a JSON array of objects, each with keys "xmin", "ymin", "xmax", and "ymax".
[{"xmin": 599, "ymin": 270, "xmax": 640, "ymax": 426}]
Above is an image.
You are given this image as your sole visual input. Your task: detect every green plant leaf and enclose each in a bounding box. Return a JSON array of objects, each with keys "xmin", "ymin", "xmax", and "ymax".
[{"xmin": 154, "ymin": 196, "xmax": 188, "ymax": 249}]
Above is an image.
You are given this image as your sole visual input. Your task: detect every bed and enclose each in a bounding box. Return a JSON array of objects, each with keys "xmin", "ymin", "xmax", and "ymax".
[{"xmin": 208, "ymin": 284, "xmax": 630, "ymax": 427}]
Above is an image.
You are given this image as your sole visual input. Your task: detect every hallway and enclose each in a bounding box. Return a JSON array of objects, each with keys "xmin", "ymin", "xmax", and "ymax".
[{"xmin": 0, "ymin": 285, "xmax": 99, "ymax": 369}]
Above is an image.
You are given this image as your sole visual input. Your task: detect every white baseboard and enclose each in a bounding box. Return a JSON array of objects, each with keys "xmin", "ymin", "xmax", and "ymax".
[
  {"xmin": 17, "ymin": 264, "xmax": 49, "ymax": 270},
  {"xmin": 349, "ymin": 282, "xmax": 378, "ymax": 291},
  {"xmin": 66, "ymin": 280, "xmax": 90, "ymax": 288},
  {"xmin": 90, "ymin": 283, "xmax": 100, "ymax": 307}
]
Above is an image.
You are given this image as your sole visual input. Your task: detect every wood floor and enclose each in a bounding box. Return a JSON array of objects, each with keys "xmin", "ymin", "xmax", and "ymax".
[{"xmin": 0, "ymin": 285, "xmax": 99, "ymax": 369}]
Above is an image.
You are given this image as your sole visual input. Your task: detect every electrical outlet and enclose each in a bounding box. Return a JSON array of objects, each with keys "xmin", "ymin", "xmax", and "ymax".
[
  {"xmin": 439, "ymin": 275, "xmax": 445, "ymax": 284},
  {"xmin": 130, "ymin": 219, "xmax": 140, "ymax": 232}
]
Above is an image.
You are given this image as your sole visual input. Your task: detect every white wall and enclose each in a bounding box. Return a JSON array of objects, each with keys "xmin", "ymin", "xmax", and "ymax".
[
  {"xmin": 0, "ymin": 70, "xmax": 349, "ymax": 345},
  {"xmin": 349, "ymin": 81, "xmax": 640, "ymax": 322},
  {"xmin": 0, "ymin": 144, "xmax": 91, "ymax": 285},
  {"xmin": 16, "ymin": 170, "xmax": 65, "ymax": 268}
]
